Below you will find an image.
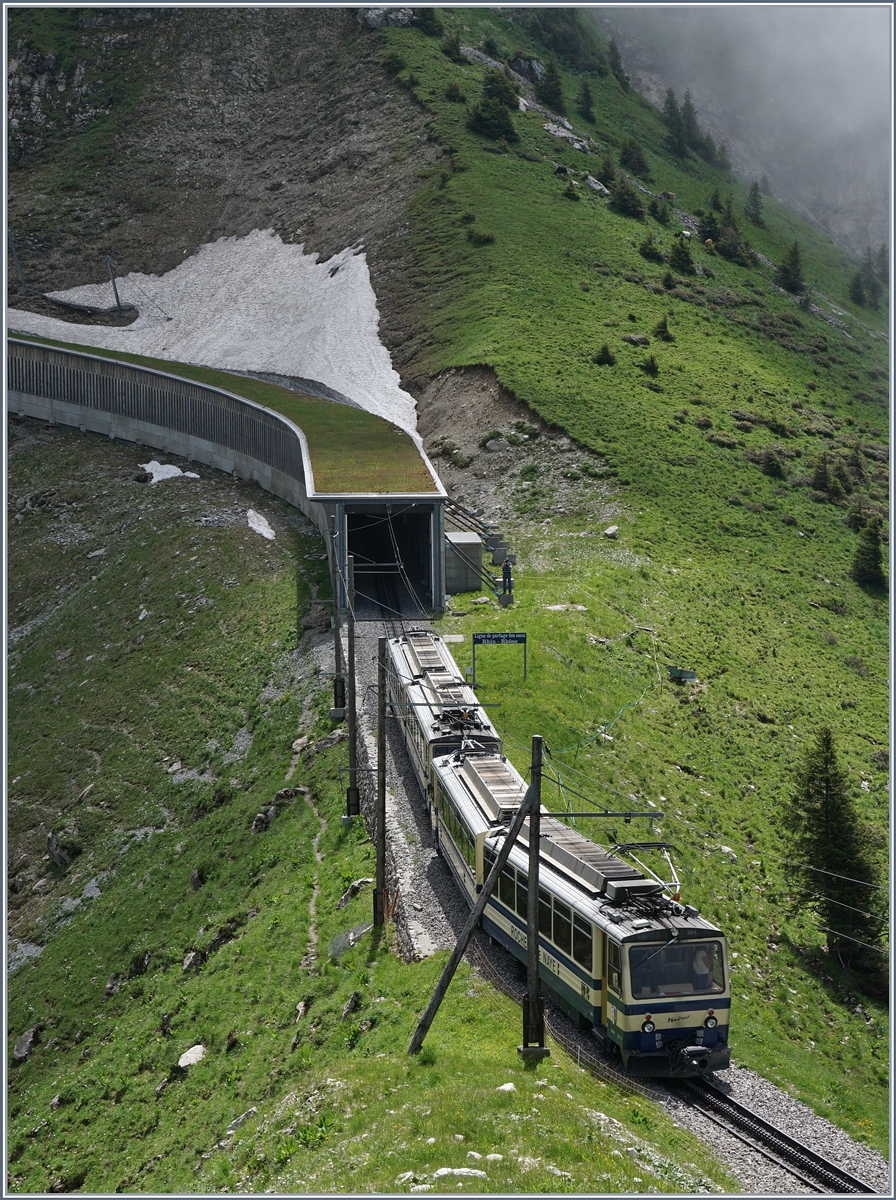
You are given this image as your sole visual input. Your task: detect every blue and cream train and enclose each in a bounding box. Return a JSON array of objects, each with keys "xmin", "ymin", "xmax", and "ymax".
[{"xmin": 387, "ymin": 630, "xmax": 731, "ymax": 1077}]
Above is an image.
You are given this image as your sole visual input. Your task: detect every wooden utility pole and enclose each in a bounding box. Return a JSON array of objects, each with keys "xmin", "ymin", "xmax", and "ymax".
[
  {"xmin": 520, "ymin": 734, "xmax": 549, "ymax": 1058},
  {"xmin": 330, "ymin": 515, "xmax": 345, "ymax": 720},
  {"xmin": 345, "ymin": 555, "xmax": 360, "ymax": 818},
  {"xmin": 374, "ymin": 637, "xmax": 387, "ymax": 926},
  {"xmin": 407, "ymin": 737, "xmax": 542, "ymax": 1056}
]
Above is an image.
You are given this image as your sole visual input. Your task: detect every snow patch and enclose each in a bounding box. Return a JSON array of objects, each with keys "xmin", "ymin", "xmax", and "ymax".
[
  {"xmin": 247, "ymin": 509, "xmax": 275, "ymax": 540},
  {"xmin": 9, "ymin": 229, "xmax": 419, "ymax": 435}
]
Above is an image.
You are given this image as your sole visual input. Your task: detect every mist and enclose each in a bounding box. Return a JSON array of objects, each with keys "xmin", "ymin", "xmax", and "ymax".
[{"xmin": 591, "ymin": 5, "xmax": 891, "ymax": 257}]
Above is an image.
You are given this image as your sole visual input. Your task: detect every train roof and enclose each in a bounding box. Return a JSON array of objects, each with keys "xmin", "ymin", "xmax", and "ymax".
[
  {"xmin": 434, "ymin": 751, "xmax": 723, "ymax": 940},
  {"xmin": 390, "ymin": 631, "xmax": 500, "ymax": 742}
]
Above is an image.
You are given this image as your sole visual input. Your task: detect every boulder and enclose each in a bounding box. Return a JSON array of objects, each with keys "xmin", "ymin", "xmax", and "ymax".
[
  {"xmin": 13, "ymin": 1024, "xmax": 44, "ymax": 1060},
  {"xmin": 104, "ymin": 973, "xmax": 123, "ymax": 998},
  {"xmin": 46, "ymin": 833, "xmax": 70, "ymax": 869},
  {"xmin": 622, "ymin": 334, "xmax": 650, "ymax": 346},
  {"xmin": 341, "ymin": 991, "xmax": 362, "ymax": 1020},
  {"xmin": 225, "ymin": 1106, "xmax": 257, "ymax": 1134},
  {"xmin": 189, "ymin": 867, "xmax": 204, "ymax": 891},
  {"xmin": 604, "ymin": 526, "xmax": 619, "ymax": 539},
  {"xmin": 586, "ymin": 175, "xmax": 611, "ymax": 195},
  {"xmin": 508, "ymin": 54, "xmax": 544, "ymax": 82},
  {"xmin": 182, "ymin": 949, "xmax": 203, "ymax": 973},
  {"xmin": 357, "ymin": 6, "xmax": 412, "ymax": 28},
  {"xmin": 485, "ymin": 438, "xmax": 510, "ymax": 452},
  {"xmin": 250, "ymin": 811, "xmax": 270, "ymax": 834},
  {"xmin": 337, "ymin": 878, "xmax": 374, "ymax": 909},
  {"xmin": 177, "ymin": 1043, "xmax": 207, "ymax": 1069}
]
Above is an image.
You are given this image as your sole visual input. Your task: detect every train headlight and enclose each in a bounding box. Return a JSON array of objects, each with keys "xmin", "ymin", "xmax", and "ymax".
[
  {"xmin": 641, "ymin": 1019, "xmax": 656, "ymax": 1034},
  {"xmin": 704, "ymin": 1015, "xmax": 718, "ymax": 1029}
]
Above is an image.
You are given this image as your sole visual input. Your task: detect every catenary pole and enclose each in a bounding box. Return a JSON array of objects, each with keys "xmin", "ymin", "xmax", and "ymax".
[
  {"xmin": 407, "ymin": 736, "xmax": 542, "ymax": 1055},
  {"xmin": 374, "ymin": 637, "xmax": 387, "ymax": 926},
  {"xmin": 345, "ymin": 555, "xmax": 360, "ymax": 818},
  {"xmin": 520, "ymin": 735, "xmax": 549, "ymax": 1057}
]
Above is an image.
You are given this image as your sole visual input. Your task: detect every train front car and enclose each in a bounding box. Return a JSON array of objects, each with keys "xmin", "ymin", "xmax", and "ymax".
[
  {"xmin": 606, "ymin": 909, "xmax": 731, "ymax": 1077},
  {"xmin": 386, "ymin": 631, "xmax": 502, "ymax": 811}
]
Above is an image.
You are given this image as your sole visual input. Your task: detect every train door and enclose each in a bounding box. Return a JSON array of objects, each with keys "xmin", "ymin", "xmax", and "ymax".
[{"xmin": 603, "ymin": 937, "xmax": 624, "ymax": 1055}]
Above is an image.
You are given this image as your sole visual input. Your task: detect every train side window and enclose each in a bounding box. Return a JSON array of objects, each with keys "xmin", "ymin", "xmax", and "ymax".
[
  {"xmin": 499, "ymin": 866, "xmax": 515, "ymax": 908},
  {"xmin": 538, "ymin": 889, "xmax": 552, "ymax": 936},
  {"xmin": 711, "ymin": 943, "xmax": 725, "ymax": 991},
  {"xmin": 553, "ymin": 900, "xmax": 572, "ymax": 955},
  {"xmin": 607, "ymin": 941, "xmax": 621, "ymax": 993},
  {"xmin": 573, "ymin": 914, "xmax": 593, "ymax": 970},
  {"xmin": 516, "ymin": 875, "xmax": 528, "ymax": 918}
]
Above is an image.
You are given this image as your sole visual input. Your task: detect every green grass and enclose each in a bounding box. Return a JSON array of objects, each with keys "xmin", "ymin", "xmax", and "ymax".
[{"xmin": 8, "ymin": 333, "xmax": 436, "ymax": 494}]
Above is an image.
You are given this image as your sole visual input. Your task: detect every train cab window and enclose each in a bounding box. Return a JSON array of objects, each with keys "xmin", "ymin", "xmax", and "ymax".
[
  {"xmin": 573, "ymin": 914, "xmax": 593, "ymax": 970},
  {"xmin": 499, "ymin": 867, "xmax": 515, "ymax": 909},
  {"xmin": 553, "ymin": 900, "xmax": 572, "ymax": 955},
  {"xmin": 538, "ymin": 889, "xmax": 552, "ymax": 936},
  {"xmin": 515, "ymin": 875, "xmax": 528, "ymax": 918},
  {"xmin": 607, "ymin": 941, "xmax": 621, "ymax": 993}
]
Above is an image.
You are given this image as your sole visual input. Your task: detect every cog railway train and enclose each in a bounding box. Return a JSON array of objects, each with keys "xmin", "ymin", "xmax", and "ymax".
[{"xmin": 387, "ymin": 629, "xmax": 731, "ymax": 1077}]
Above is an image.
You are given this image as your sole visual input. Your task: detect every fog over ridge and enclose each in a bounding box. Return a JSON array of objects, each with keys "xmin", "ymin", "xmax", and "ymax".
[{"xmin": 592, "ymin": 5, "xmax": 891, "ymax": 257}]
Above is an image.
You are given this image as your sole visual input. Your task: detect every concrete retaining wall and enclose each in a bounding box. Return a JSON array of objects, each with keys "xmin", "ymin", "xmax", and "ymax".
[{"xmin": 7, "ymin": 337, "xmax": 331, "ymax": 537}]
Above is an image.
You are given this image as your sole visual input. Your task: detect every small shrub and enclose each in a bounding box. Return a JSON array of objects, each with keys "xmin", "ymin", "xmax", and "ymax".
[
  {"xmin": 639, "ymin": 233, "xmax": 664, "ymax": 263},
  {"xmin": 759, "ymin": 448, "xmax": 787, "ymax": 479},
  {"xmin": 414, "ymin": 8, "xmax": 444, "ymax": 36},
  {"xmin": 382, "ymin": 51, "xmax": 406, "ymax": 77},
  {"xmin": 639, "ymin": 354, "xmax": 659, "ymax": 377},
  {"xmin": 562, "ymin": 181, "xmax": 580, "ymax": 202},
  {"xmin": 592, "ymin": 343, "xmax": 616, "ymax": 366},
  {"xmin": 662, "ymin": 270, "xmax": 676, "ymax": 290},
  {"xmin": 652, "ymin": 314, "xmax": 675, "ymax": 341},
  {"xmin": 479, "ymin": 429, "xmax": 503, "ymax": 448},
  {"xmin": 467, "ymin": 228, "xmax": 495, "ymax": 246},
  {"xmin": 445, "ymin": 81, "xmax": 466, "ymax": 102},
  {"xmin": 458, "ymin": 211, "xmax": 475, "ymax": 225},
  {"xmin": 845, "ymin": 654, "xmax": 869, "ymax": 676},
  {"xmin": 441, "ymin": 30, "xmax": 464, "ymax": 62}
]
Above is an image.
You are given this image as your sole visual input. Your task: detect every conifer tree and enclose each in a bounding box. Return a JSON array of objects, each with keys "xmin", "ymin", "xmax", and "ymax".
[
  {"xmin": 668, "ymin": 237, "xmax": 695, "ymax": 274},
  {"xmin": 716, "ymin": 143, "xmax": 732, "ymax": 174},
  {"xmin": 784, "ymin": 728, "xmax": 884, "ymax": 967},
  {"xmin": 680, "ymin": 89, "xmax": 700, "ymax": 150},
  {"xmin": 860, "ymin": 245, "xmax": 882, "ymax": 309},
  {"xmin": 619, "ymin": 136, "xmax": 649, "ymax": 177},
  {"xmin": 850, "ymin": 515, "xmax": 887, "ymax": 588},
  {"xmin": 535, "ymin": 52, "xmax": 566, "ymax": 114},
  {"xmin": 745, "ymin": 181, "xmax": 764, "ymax": 227},
  {"xmin": 595, "ymin": 146, "xmax": 615, "ymax": 186},
  {"xmin": 708, "ymin": 186, "xmax": 723, "ymax": 212},
  {"xmin": 777, "ymin": 240, "xmax": 806, "ymax": 294},
  {"xmin": 608, "ymin": 173, "xmax": 644, "ymax": 219},
  {"xmin": 576, "ymin": 78, "xmax": 595, "ymax": 123},
  {"xmin": 849, "ymin": 270, "xmax": 866, "ymax": 306},
  {"xmin": 662, "ymin": 88, "xmax": 686, "ymax": 156},
  {"xmin": 608, "ymin": 39, "xmax": 629, "ymax": 89},
  {"xmin": 467, "ymin": 69, "xmax": 519, "ymax": 143},
  {"xmin": 874, "ymin": 243, "xmax": 888, "ymax": 283}
]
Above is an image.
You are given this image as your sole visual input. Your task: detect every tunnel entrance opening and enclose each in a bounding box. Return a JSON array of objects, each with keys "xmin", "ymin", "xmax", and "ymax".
[{"xmin": 346, "ymin": 505, "xmax": 434, "ymax": 620}]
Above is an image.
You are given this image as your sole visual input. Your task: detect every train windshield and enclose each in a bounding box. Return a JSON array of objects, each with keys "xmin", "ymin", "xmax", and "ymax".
[{"xmin": 628, "ymin": 941, "xmax": 725, "ymax": 997}]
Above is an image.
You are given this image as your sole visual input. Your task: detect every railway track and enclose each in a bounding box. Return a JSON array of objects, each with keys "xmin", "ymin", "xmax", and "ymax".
[
  {"xmin": 670, "ymin": 1077, "xmax": 879, "ymax": 1194},
  {"xmin": 464, "ymin": 934, "xmax": 881, "ymax": 1195}
]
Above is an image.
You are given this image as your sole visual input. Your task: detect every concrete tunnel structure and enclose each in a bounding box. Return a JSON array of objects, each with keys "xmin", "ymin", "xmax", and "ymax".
[{"xmin": 6, "ymin": 337, "xmax": 483, "ymax": 616}]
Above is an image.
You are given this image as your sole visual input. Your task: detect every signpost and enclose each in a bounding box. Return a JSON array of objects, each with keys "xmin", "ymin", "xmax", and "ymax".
[{"xmin": 471, "ymin": 632, "xmax": 527, "ymax": 685}]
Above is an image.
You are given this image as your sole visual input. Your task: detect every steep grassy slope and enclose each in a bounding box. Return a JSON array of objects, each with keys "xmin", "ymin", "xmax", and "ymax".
[
  {"xmin": 7, "ymin": 423, "xmax": 737, "ymax": 1195},
  {"xmin": 7, "ymin": 3, "xmax": 889, "ymax": 1175},
  {"xmin": 372, "ymin": 8, "xmax": 889, "ymax": 1151}
]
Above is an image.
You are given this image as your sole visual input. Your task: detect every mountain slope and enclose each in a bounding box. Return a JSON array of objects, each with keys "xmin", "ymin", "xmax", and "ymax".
[{"xmin": 7, "ymin": 4, "xmax": 890, "ymax": 1180}]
